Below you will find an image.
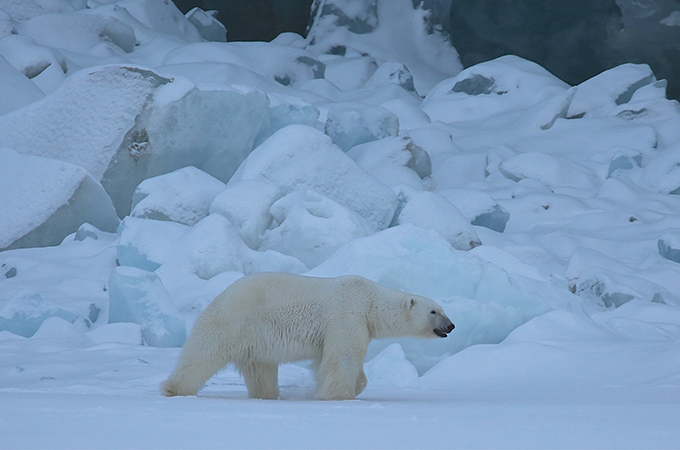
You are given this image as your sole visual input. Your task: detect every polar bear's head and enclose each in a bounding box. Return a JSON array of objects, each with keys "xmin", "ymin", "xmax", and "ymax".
[{"xmin": 407, "ymin": 295, "xmax": 455, "ymax": 339}]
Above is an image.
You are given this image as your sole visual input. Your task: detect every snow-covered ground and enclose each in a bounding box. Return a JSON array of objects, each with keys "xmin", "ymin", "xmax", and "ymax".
[{"xmin": 1, "ymin": 0, "xmax": 680, "ymax": 448}]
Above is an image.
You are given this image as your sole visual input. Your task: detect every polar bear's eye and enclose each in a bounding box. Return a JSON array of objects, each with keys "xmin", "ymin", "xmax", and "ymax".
[{"xmin": 430, "ymin": 310, "xmax": 436, "ymax": 314}]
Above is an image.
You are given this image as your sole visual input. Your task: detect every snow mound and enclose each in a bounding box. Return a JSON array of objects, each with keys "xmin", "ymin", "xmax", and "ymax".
[
  {"xmin": 422, "ymin": 55, "xmax": 569, "ymax": 124},
  {"xmin": 229, "ymin": 124, "xmax": 398, "ymax": 231},
  {"xmin": 347, "ymin": 136, "xmax": 431, "ymax": 190},
  {"xmin": 209, "ymin": 179, "xmax": 281, "ymax": 249},
  {"xmin": 568, "ymin": 63, "xmax": 658, "ymax": 118},
  {"xmin": 324, "ymin": 102, "xmax": 399, "ymax": 151},
  {"xmin": 260, "ymin": 190, "xmax": 373, "ymax": 268},
  {"xmin": 0, "ymin": 55, "xmax": 44, "ymax": 115},
  {"xmin": 131, "ymin": 166, "xmax": 225, "ymax": 226},
  {"xmin": 0, "ymin": 34, "xmax": 67, "ymax": 95},
  {"xmin": 0, "ymin": 148, "xmax": 119, "ymax": 251},
  {"xmin": 393, "ymin": 186, "xmax": 481, "ymax": 251}
]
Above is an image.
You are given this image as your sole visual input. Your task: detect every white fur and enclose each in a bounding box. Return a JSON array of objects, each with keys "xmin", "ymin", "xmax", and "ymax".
[{"xmin": 161, "ymin": 272, "xmax": 453, "ymax": 400}]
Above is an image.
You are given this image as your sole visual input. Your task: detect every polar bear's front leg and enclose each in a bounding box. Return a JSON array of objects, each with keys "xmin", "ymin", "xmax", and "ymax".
[
  {"xmin": 315, "ymin": 329, "xmax": 369, "ymax": 400},
  {"xmin": 240, "ymin": 361, "xmax": 279, "ymax": 399}
]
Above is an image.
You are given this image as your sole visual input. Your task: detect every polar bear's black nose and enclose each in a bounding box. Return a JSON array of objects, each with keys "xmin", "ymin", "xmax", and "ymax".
[{"xmin": 447, "ymin": 323, "xmax": 455, "ymax": 332}]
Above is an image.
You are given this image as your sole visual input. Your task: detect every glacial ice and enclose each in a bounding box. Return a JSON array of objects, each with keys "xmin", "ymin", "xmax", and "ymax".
[
  {"xmin": 0, "ymin": 148, "xmax": 119, "ymax": 251},
  {"xmin": 471, "ymin": 205, "xmax": 511, "ymax": 233},
  {"xmin": 229, "ymin": 124, "xmax": 398, "ymax": 231},
  {"xmin": 108, "ymin": 266, "xmax": 186, "ymax": 347},
  {"xmin": 0, "ymin": 290, "xmax": 78, "ymax": 338},
  {"xmin": 131, "ymin": 166, "xmax": 225, "ymax": 226},
  {"xmin": 324, "ymin": 102, "xmax": 399, "ymax": 151},
  {"xmin": 260, "ymin": 190, "xmax": 373, "ymax": 268}
]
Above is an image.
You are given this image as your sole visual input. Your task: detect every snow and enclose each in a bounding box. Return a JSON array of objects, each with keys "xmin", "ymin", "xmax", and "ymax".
[
  {"xmin": 0, "ymin": 148, "xmax": 119, "ymax": 251},
  {"xmin": 130, "ymin": 166, "xmax": 225, "ymax": 226},
  {"xmin": 1, "ymin": 0, "xmax": 680, "ymax": 447},
  {"xmin": 324, "ymin": 102, "xmax": 399, "ymax": 151}
]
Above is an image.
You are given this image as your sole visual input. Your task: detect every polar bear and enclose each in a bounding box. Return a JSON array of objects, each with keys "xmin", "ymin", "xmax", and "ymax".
[{"xmin": 161, "ymin": 272, "xmax": 454, "ymax": 400}]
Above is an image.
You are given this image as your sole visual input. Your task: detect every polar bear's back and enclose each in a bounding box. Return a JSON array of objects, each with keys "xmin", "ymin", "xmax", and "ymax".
[{"xmin": 200, "ymin": 273, "xmax": 351, "ymax": 364}]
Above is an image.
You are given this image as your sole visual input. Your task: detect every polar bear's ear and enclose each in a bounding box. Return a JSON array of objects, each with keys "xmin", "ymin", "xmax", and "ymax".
[{"xmin": 409, "ymin": 298, "xmax": 416, "ymax": 309}]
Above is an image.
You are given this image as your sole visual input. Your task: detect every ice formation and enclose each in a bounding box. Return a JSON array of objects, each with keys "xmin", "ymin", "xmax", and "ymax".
[
  {"xmin": 0, "ymin": 148, "xmax": 119, "ymax": 251},
  {"xmin": 108, "ymin": 266, "xmax": 186, "ymax": 347},
  {"xmin": 131, "ymin": 166, "xmax": 225, "ymax": 226},
  {"xmin": 229, "ymin": 124, "xmax": 398, "ymax": 231},
  {"xmin": 324, "ymin": 102, "xmax": 399, "ymax": 151},
  {"xmin": 0, "ymin": 290, "xmax": 78, "ymax": 338}
]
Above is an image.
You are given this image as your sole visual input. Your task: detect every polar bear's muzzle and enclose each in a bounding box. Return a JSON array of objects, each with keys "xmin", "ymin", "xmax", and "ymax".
[{"xmin": 433, "ymin": 321, "xmax": 455, "ymax": 338}]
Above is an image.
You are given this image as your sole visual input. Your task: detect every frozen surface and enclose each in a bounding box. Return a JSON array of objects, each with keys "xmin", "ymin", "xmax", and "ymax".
[{"xmin": 1, "ymin": 2, "xmax": 680, "ymax": 448}]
